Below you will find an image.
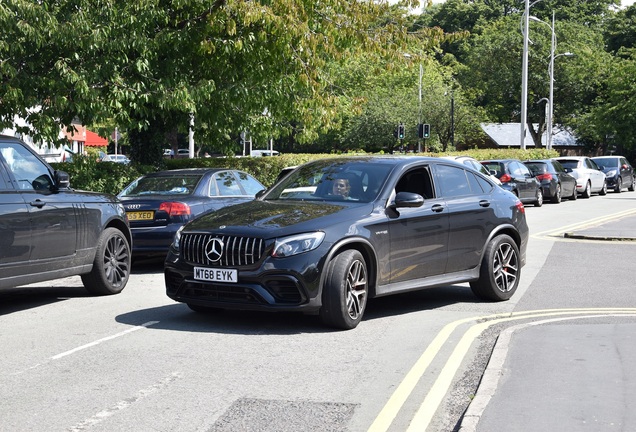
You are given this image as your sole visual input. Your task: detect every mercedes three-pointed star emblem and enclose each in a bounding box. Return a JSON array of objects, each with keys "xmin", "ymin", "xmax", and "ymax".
[{"xmin": 204, "ymin": 238, "xmax": 224, "ymax": 263}]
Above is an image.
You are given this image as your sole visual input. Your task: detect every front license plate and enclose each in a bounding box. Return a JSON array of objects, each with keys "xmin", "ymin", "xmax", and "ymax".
[
  {"xmin": 194, "ymin": 267, "xmax": 238, "ymax": 283},
  {"xmin": 127, "ymin": 211, "xmax": 154, "ymax": 221}
]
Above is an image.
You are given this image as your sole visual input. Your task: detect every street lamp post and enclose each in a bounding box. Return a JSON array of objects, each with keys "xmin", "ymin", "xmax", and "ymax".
[
  {"xmin": 520, "ymin": 0, "xmax": 530, "ymax": 150},
  {"xmin": 418, "ymin": 63, "xmax": 423, "ymax": 153},
  {"xmin": 530, "ymin": 12, "xmax": 574, "ymax": 150}
]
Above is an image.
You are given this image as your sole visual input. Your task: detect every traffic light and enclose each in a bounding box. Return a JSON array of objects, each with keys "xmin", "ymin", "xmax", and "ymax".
[
  {"xmin": 398, "ymin": 123, "xmax": 405, "ymax": 139},
  {"xmin": 418, "ymin": 123, "xmax": 430, "ymax": 139}
]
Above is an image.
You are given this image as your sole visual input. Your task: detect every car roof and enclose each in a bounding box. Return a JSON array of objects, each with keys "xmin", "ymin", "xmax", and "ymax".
[{"xmin": 146, "ymin": 168, "xmax": 230, "ymax": 177}]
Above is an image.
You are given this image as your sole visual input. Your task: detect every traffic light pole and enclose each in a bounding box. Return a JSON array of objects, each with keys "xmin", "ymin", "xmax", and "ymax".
[{"xmin": 418, "ymin": 63, "xmax": 422, "ymax": 153}]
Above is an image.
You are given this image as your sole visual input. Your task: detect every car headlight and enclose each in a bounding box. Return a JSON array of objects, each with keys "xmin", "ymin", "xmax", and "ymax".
[
  {"xmin": 272, "ymin": 232, "xmax": 325, "ymax": 258},
  {"xmin": 605, "ymin": 169, "xmax": 617, "ymax": 178},
  {"xmin": 171, "ymin": 225, "xmax": 185, "ymax": 250}
]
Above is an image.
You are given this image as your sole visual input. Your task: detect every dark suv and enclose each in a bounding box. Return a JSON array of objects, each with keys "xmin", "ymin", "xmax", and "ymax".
[
  {"xmin": 481, "ymin": 159, "xmax": 543, "ymax": 206},
  {"xmin": 0, "ymin": 135, "xmax": 132, "ymax": 294},
  {"xmin": 591, "ymin": 156, "xmax": 635, "ymax": 193},
  {"xmin": 165, "ymin": 156, "xmax": 529, "ymax": 329}
]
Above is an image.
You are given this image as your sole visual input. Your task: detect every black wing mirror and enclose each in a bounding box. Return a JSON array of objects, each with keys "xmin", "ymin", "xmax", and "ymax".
[
  {"xmin": 54, "ymin": 170, "xmax": 70, "ymax": 189},
  {"xmin": 392, "ymin": 191, "xmax": 424, "ymax": 208}
]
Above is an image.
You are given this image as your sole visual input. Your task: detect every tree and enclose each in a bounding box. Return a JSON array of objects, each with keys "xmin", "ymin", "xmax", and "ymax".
[
  {"xmin": 459, "ymin": 14, "xmax": 611, "ymax": 147},
  {"xmin": 1, "ymin": 0, "xmax": 438, "ymax": 160}
]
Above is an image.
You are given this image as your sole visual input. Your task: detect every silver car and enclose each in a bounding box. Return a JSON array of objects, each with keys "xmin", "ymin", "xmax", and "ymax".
[{"xmin": 555, "ymin": 156, "xmax": 607, "ymax": 198}]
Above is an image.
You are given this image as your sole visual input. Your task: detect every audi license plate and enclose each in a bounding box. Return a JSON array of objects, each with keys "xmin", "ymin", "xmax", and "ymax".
[
  {"xmin": 194, "ymin": 267, "xmax": 238, "ymax": 283},
  {"xmin": 127, "ymin": 211, "xmax": 154, "ymax": 221}
]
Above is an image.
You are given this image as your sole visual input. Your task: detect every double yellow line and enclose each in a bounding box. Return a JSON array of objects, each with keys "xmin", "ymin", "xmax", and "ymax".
[
  {"xmin": 368, "ymin": 308, "xmax": 636, "ymax": 432},
  {"xmin": 532, "ymin": 208, "xmax": 636, "ymax": 241}
]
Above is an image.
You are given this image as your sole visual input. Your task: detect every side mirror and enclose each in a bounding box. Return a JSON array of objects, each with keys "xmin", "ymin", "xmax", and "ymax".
[
  {"xmin": 54, "ymin": 170, "xmax": 70, "ymax": 189},
  {"xmin": 392, "ymin": 191, "xmax": 424, "ymax": 209}
]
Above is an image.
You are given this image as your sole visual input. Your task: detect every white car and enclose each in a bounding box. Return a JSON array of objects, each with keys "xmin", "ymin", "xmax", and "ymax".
[
  {"xmin": 102, "ymin": 154, "xmax": 131, "ymax": 164},
  {"xmin": 555, "ymin": 156, "xmax": 607, "ymax": 198},
  {"xmin": 441, "ymin": 156, "xmax": 502, "ymax": 185}
]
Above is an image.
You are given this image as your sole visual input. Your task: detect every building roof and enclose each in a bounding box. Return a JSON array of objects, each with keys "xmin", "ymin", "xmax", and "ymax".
[{"xmin": 480, "ymin": 123, "xmax": 579, "ymax": 148}]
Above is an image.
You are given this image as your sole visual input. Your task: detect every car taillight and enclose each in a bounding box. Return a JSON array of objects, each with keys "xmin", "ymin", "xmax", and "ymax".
[
  {"xmin": 159, "ymin": 202, "xmax": 191, "ymax": 216},
  {"xmin": 515, "ymin": 201, "xmax": 525, "ymax": 213},
  {"xmin": 536, "ymin": 173, "xmax": 553, "ymax": 181},
  {"xmin": 500, "ymin": 173, "xmax": 512, "ymax": 183}
]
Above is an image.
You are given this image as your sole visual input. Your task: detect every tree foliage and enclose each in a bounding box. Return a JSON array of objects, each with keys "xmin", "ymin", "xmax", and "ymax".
[{"xmin": 1, "ymin": 0, "xmax": 444, "ymax": 158}]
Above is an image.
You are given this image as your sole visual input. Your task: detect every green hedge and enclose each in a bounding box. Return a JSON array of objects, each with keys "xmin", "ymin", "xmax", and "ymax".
[{"xmin": 52, "ymin": 148, "xmax": 559, "ymax": 196}]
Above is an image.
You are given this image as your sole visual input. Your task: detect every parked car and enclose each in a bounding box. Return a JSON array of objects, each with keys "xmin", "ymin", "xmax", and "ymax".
[
  {"xmin": 591, "ymin": 156, "xmax": 635, "ymax": 193},
  {"xmin": 441, "ymin": 156, "xmax": 502, "ymax": 185},
  {"xmin": 0, "ymin": 135, "xmax": 132, "ymax": 294},
  {"xmin": 101, "ymin": 154, "xmax": 131, "ymax": 164},
  {"xmin": 481, "ymin": 159, "xmax": 543, "ymax": 206},
  {"xmin": 250, "ymin": 149, "xmax": 280, "ymax": 157},
  {"xmin": 164, "ymin": 156, "xmax": 529, "ymax": 329},
  {"xmin": 554, "ymin": 156, "xmax": 607, "ymax": 198},
  {"xmin": 118, "ymin": 168, "xmax": 265, "ymax": 258},
  {"xmin": 176, "ymin": 149, "xmax": 190, "ymax": 159},
  {"xmin": 523, "ymin": 159, "xmax": 578, "ymax": 203}
]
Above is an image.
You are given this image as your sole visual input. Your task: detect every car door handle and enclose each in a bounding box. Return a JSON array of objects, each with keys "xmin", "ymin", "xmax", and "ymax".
[
  {"xmin": 479, "ymin": 200, "xmax": 491, "ymax": 207},
  {"xmin": 30, "ymin": 200, "xmax": 46, "ymax": 208},
  {"xmin": 431, "ymin": 204, "xmax": 445, "ymax": 213}
]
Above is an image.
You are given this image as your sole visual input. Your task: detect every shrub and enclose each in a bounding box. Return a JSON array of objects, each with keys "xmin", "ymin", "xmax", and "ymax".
[{"xmin": 52, "ymin": 149, "xmax": 559, "ymax": 195}]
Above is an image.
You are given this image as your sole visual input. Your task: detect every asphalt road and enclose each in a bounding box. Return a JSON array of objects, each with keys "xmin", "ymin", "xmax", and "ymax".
[{"xmin": 1, "ymin": 191, "xmax": 635, "ymax": 432}]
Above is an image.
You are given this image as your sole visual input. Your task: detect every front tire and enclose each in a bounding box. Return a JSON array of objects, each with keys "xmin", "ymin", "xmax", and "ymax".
[
  {"xmin": 599, "ymin": 181, "xmax": 607, "ymax": 196},
  {"xmin": 81, "ymin": 228, "xmax": 131, "ymax": 295},
  {"xmin": 319, "ymin": 250, "xmax": 368, "ymax": 330},
  {"xmin": 615, "ymin": 177, "xmax": 622, "ymax": 193},
  {"xmin": 470, "ymin": 235, "xmax": 520, "ymax": 301}
]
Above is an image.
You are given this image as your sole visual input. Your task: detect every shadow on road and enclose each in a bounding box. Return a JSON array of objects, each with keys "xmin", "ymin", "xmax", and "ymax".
[{"xmin": 114, "ymin": 284, "xmax": 483, "ymax": 335}]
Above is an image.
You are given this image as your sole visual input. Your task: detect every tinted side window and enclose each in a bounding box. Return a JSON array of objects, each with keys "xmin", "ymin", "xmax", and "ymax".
[
  {"xmin": 436, "ymin": 165, "xmax": 471, "ymax": 197},
  {"xmin": 553, "ymin": 161, "xmax": 566, "ymax": 173},
  {"xmin": 0, "ymin": 165, "xmax": 10, "ymax": 190},
  {"xmin": 466, "ymin": 171, "xmax": 492, "ymax": 194},
  {"xmin": 237, "ymin": 172, "xmax": 264, "ymax": 196},
  {"xmin": 0, "ymin": 142, "xmax": 54, "ymax": 191},
  {"xmin": 214, "ymin": 172, "xmax": 243, "ymax": 196},
  {"xmin": 395, "ymin": 168, "xmax": 434, "ymax": 199}
]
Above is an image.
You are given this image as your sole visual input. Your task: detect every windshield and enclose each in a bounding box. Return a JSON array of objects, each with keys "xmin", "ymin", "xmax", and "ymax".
[
  {"xmin": 119, "ymin": 174, "xmax": 203, "ymax": 197},
  {"xmin": 264, "ymin": 159, "xmax": 394, "ymax": 203},
  {"xmin": 558, "ymin": 160, "xmax": 579, "ymax": 169},
  {"xmin": 593, "ymin": 158, "xmax": 617, "ymax": 169},
  {"xmin": 524, "ymin": 162, "xmax": 547, "ymax": 175}
]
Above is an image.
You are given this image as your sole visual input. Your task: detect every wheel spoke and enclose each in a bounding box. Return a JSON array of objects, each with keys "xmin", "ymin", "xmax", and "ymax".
[
  {"xmin": 103, "ymin": 236, "xmax": 129, "ymax": 288},
  {"xmin": 492, "ymin": 243, "xmax": 518, "ymax": 293},
  {"xmin": 345, "ymin": 260, "xmax": 367, "ymax": 319}
]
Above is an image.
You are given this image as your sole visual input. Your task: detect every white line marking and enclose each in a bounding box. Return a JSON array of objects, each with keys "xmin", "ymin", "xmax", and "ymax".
[
  {"xmin": 51, "ymin": 321, "xmax": 159, "ymax": 360},
  {"xmin": 68, "ymin": 371, "xmax": 181, "ymax": 431}
]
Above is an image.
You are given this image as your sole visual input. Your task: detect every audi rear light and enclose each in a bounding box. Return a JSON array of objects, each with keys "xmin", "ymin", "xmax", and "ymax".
[
  {"xmin": 536, "ymin": 173, "xmax": 553, "ymax": 181},
  {"xmin": 515, "ymin": 201, "xmax": 525, "ymax": 214},
  {"xmin": 500, "ymin": 173, "xmax": 512, "ymax": 183},
  {"xmin": 159, "ymin": 202, "xmax": 191, "ymax": 216}
]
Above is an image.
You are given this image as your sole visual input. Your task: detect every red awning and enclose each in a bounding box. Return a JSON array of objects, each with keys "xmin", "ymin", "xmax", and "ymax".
[{"xmin": 85, "ymin": 130, "xmax": 108, "ymax": 147}]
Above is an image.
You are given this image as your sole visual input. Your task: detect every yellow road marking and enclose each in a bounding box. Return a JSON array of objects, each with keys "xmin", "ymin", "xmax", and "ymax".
[
  {"xmin": 368, "ymin": 308, "xmax": 636, "ymax": 432},
  {"xmin": 532, "ymin": 208, "xmax": 636, "ymax": 241}
]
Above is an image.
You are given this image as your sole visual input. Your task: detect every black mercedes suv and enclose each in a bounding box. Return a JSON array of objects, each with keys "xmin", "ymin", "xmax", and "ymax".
[
  {"xmin": 165, "ymin": 156, "xmax": 529, "ymax": 329},
  {"xmin": 0, "ymin": 135, "xmax": 132, "ymax": 295}
]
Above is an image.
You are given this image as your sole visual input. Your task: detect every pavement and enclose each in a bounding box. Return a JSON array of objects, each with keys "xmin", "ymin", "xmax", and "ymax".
[{"xmin": 458, "ymin": 214, "xmax": 636, "ymax": 432}]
